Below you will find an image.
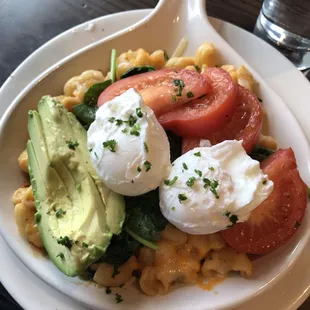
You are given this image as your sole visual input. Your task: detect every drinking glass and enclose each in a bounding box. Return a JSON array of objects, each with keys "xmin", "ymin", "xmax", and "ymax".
[{"xmin": 254, "ymin": 0, "xmax": 310, "ymax": 70}]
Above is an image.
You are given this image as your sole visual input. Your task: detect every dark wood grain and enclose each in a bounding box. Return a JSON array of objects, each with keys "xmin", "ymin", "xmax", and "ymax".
[{"xmin": 0, "ymin": 1, "xmax": 309, "ymax": 309}]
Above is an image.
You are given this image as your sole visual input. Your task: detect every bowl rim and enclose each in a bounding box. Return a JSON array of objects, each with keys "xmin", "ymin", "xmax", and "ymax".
[{"xmin": 0, "ymin": 3, "xmax": 309, "ymax": 310}]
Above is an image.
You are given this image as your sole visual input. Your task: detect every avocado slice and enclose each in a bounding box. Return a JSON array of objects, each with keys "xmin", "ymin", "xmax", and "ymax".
[{"xmin": 27, "ymin": 96, "xmax": 125, "ymax": 276}]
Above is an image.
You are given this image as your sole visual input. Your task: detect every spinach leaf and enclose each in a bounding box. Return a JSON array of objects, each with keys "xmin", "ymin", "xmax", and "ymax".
[
  {"xmin": 100, "ymin": 231, "xmax": 140, "ymax": 266},
  {"xmin": 120, "ymin": 66, "xmax": 155, "ymax": 79},
  {"xmin": 83, "ymin": 79, "xmax": 112, "ymax": 107},
  {"xmin": 72, "ymin": 79, "xmax": 112, "ymax": 127},
  {"xmin": 125, "ymin": 189, "xmax": 167, "ymax": 242},
  {"xmin": 72, "ymin": 104, "xmax": 97, "ymax": 127},
  {"xmin": 166, "ymin": 131, "xmax": 182, "ymax": 162},
  {"xmin": 249, "ymin": 145, "xmax": 275, "ymax": 162}
]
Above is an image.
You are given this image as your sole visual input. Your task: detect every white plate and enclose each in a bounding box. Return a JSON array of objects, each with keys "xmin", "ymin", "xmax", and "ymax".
[{"xmin": 0, "ymin": 9, "xmax": 309, "ymax": 310}]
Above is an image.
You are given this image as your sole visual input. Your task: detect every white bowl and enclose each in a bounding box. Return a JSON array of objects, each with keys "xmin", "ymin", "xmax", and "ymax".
[{"xmin": 0, "ymin": 5, "xmax": 310, "ymax": 310}]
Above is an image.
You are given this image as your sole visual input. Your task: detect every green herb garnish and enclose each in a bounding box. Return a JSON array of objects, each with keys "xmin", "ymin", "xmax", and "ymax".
[
  {"xmin": 34, "ymin": 212, "xmax": 41, "ymax": 223},
  {"xmin": 224, "ymin": 211, "xmax": 238, "ymax": 228},
  {"xmin": 128, "ymin": 114, "xmax": 137, "ymax": 127},
  {"xmin": 88, "ymin": 148, "xmax": 93, "ymax": 152},
  {"xmin": 136, "ymin": 107, "xmax": 143, "ymax": 118},
  {"xmin": 178, "ymin": 193, "xmax": 187, "ymax": 203},
  {"xmin": 194, "ymin": 169, "xmax": 202, "ymax": 177},
  {"xmin": 105, "ymin": 287, "xmax": 112, "ymax": 294},
  {"xmin": 173, "ymin": 79, "xmax": 185, "ymax": 97},
  {"xmin": 182, "ymin": 162, "xmax": 188, "ymax": 170},
  {"xmin": 103, "ymin": 139, "xmax": 117, "ymax": 152},
  {"xmin": 82, "ymin": 242, "xmax": 88, "ymax": 248},
  {"xmin": 209, "ymin": 167, "xmax": 215, "ymax": 171},
  {"xmin": 116, "ymin": 119, "xmax": 124, "ymax": 126},
  {"xmin": 56, "ymin": 208, "xmax": 66, "ymax": 218},
  {"xmin": 57, "ymin": 236, "xmax": 73, "ymax": 249},
  {"xmin": 121, "ymin": 128, "xmax": 128, "ymax": 134},
  {"xmin": 66, "ymin": 139, "xmax": 79, "ymax": 150},
  {"xmin": 56, "ymin": 252, "xmax": 64, "ymax": 259},
  {"xmin": 210, "ymin": 180, "xmax": 219, "ymax": 199},
  {"xmin": 130, "ymin": 123, "xmax": 141, "ymax": 136},
  {"xmin": 120, "ymin": 66, "xmax": 155, "ymax": 79},
  {"xmin": 144, "ymin": 161, "xmax": 152, "ymax": 172},
  {"xmin": 76, "ymin": 183, "xmax": 81, "ymax": 192},
  {"xmin": 186, "ymin": 91, "xmax": 194, "ymax": 98},
  {"xmin": 203, "ymin": 178, "xmax": 211, "ymax": 188},
  {"xmin": 171, "ymin": 207, "xmax": 176, "ymax": 211},
  {"xmin": 257, "ymin": 97, "xmax": 263, "ymax": 102},
  {"xmin": 115, "ymin": 293, "xmax": 123, "ymax": 304},
  {"xmin": 137, "ymin": 167, "xmax": 141, "ymax": 172},
  {"xmin": 94, "ymin": 152, "xmax": 99, "ymax": 159},
  {"xmin": 164, "ymin": 176, "xmax": 178, "ymax": 186},
  {"xmin": 109, "ymin": 117, "xmax": 116, "ymax": 123},
  {"xmin": 144, "ymin": 142, "xmax": 149, "ymax": 153},
  {"xmin": 186, "ymin": 177, "xmax": 196, "ymax": 187},
  {"xmin": 194, "ymin": 151, "xmax": 201, "ymax": 157}
]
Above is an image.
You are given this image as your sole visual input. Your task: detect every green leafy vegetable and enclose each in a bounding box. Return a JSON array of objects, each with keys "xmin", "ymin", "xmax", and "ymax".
[
  {"xmin": 120, "ymin": 66, "xmax": 155, "ymax": 79},
  {"xmin": 83, "ymin": 80, "xmax": 112, "ymax": 106},
  {"xmin": 249, "ymin": 145, "xmax": 275, "ymax": 162},
  {"xmin": 125, "ymin": 227, "xmax": 157, "ymax": 250},
  {"xmin": 100, "ymin": 231, "xmax": 140, "ymax": 266},
  {"xmin": 110, "ymin": 49, "xmax": 117, "ymax": 83},
  {"xmin": 72, "ymin": 104, "xmax": 96, "ymax": 128},
  {"xmin": 125, "ymin": 189, "xmax": 168, "ymax": 243}
]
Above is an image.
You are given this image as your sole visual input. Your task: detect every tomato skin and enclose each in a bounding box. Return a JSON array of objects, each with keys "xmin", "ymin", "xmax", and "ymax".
[
  {"xmin": 220, "ymin": 148, "xmax": 308, "ymax": 255},
  {"xmin": 158, "ymin": 67, "xmax": 238, "ymax": 137},
  {"xmin": 182, "ymin": 85, "xmax": 263, "ymax": 154},
  {"xmin": 98, "ymin": 68, "xmax": 211, "ymax": 116}
]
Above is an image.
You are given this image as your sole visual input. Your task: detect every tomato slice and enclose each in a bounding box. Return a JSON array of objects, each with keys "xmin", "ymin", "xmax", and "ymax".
[
  {"xmin": 220, "ymin": 148, "xmax": 308, "ymax": 255},
  {"xmin": 158, "ymin": 67, "xmax": 238, "ymax": 137},
  {"xmin": 182, "ymin": 85, "xmax": 263, "ymax": 153},
  {"xmin": 98, "ymin": 68, "xmax": 211, "ymax": 116}
]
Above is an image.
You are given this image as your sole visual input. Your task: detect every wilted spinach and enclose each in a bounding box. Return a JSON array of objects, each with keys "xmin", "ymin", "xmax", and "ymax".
[{"xmin": 120, "ymin": 66, "xmax": 155, "ymax": 79}]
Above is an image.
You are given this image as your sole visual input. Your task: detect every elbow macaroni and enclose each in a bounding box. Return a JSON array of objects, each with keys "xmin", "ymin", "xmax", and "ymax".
[{"xmin": 18, "ymin": 150, "xmax": 28, "ymax": 173}]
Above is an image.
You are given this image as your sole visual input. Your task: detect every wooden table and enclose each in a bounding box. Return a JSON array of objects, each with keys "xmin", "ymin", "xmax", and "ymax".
[{"xmin": 0, "ymin": 0, "xmax": 309, "ymax": 309}]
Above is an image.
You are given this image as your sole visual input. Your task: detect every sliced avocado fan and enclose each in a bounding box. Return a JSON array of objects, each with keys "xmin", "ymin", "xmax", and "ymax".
[{"xmin": 27, "ymin": 96, "xmax": 125, "ymax": 276}]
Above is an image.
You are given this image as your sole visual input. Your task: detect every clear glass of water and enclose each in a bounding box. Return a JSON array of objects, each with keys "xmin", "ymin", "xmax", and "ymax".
[{"xmin": 254, "ymin": 0, "xmax": 310, "ymax": 70}]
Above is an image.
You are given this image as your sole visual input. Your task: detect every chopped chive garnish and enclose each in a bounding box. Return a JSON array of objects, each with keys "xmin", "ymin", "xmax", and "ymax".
[
  {"xmin": 108, "ymin": 117, "xmax": 116, "ymax": 123},
  {"xmin": 136, "ymin": 107, "xmax": 143, "ymax": 118},
  {"xmin": 56, "ymin": 252, "xmax": 64, "ymax": 259},
  {"xmin": 82, "ymin": 242, "xmax": 88, "ymax": 248},
  {"xmin": 210, "ymin": 180, "xmax": 219, "ymax": 199},
  {"xmin": 57, "ymin": 236, "xmax": 73, "ymax": 249},
  {"xmin": 128, "ymin": 115, "xmax": 137, "ymax": 127},
  {"xmin": 105, "ymin": 287, "xmax": 112, "ymax": 294},
  {"xmin": 209, "ymin": 167, "xmax": 215, "ymax": 171},
  {"xmin": 194, "ymin": 169, "xmax": 202, "ymax": 177},
  {"xmin": 164, "ymin": 176, "xmax": 178, "ymax": 186},
  {"xmin": 171, "ymin": 206, "xmax": 176, "ymax": 211},
  {"xmin": 116, "ymin": 119, "xmax": 124, "ymax": 126},
  {"xmin": 76, "ymin": 183, "xmax": 81, "ymax": 192},
  {"xmin": 56, "ymin": 208, "xmax": 66, "ymax": 218},
  {"xmin": 182, "ymin": 162, "xmax": 188, "ymax": 170},
  {"xmin": 144, "ymin": 142, "xmax": 149, "ymax": 153},
  {"xmin": 203, "ymin": 178, "xmax": 211, "ymax": 188},
  {"xmin": 66, "ymin": 139, "xmax": 79, "ymax": 150},
  {"xmin": 173, "ymin": 79, "xmax": 185, "ymax": 97},
  {"xmin": 194, "ymin": 151, "xmax": 201, "ymax": 157},
  {"xmin": 186, "ymin": 91, "xmax": 194, "ymax": 98},
  {"xmin": 94, "ymin": 152, "xmax": 99, "ymax": 159},
  {"xmin": 144, "ymin": 161, "xmax": 152, "ymax": 172},
  {"xmin": 115, "ymin": 293, "xmax": 123, "ymax": 304},
  {"xmin": 103, "ymin": 139, "xmax": 117, "ymax": 152},
  {"xmin": 88, "ymin": 148, "xmax": 93, "ymax": 152},
  {"xmin": 137, "ymin": 167, "xmax": 141, "ymax": 172},
  {"xmin": 224, "ymin": 211, "xmax": 238, "ymax": 228},
  {"xmin": 178, "ymin": 193, "xmax": 188, "ymax": 203},
  {"xmin": 34, "ymin": 212, "xmax": 41, "ymax": 223},
  {"xmin": 186, "ymin": 177, "xmax": 196, "ymax": 187},
  {"xmin": 121, "ymin": 128, "xmax": 128, "ymax": 134},
  {"xmin": 257, "ymin": 97, "xmax": 263, "ymax": 102}
]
